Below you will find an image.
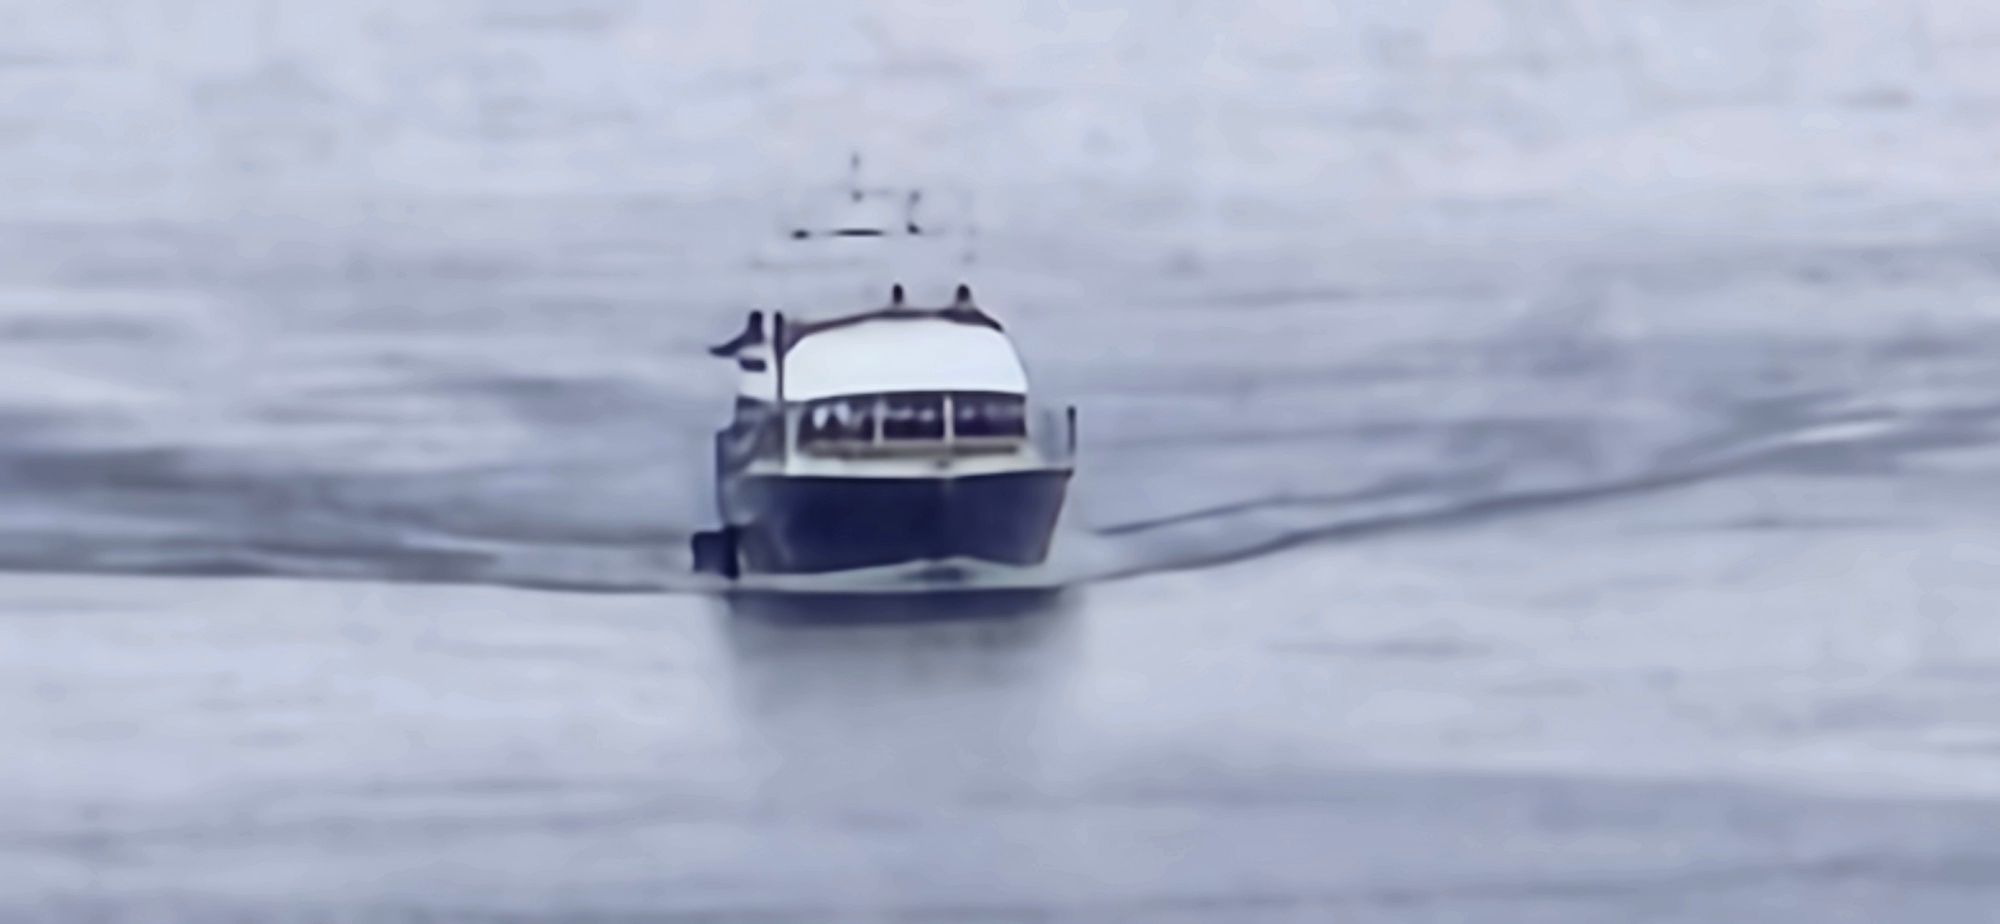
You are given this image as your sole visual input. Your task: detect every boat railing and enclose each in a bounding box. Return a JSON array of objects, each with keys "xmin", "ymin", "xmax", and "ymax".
[
  {"xmin": 1026, "ymin": 404, "xmax": 1079, "ymax": 467},
  {"xmin": 714, "ymin": 412, "xmax": 781, "ymax": 475}
]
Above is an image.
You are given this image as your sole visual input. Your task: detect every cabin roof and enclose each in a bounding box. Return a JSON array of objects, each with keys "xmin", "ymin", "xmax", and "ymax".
[
  {"xmin": 780, "ymin": 304, "xmax": 1002, "ymax": 353},
  {"xmin": 779, "ymin": 311, "xmax": 1028, "ymax": 401}
]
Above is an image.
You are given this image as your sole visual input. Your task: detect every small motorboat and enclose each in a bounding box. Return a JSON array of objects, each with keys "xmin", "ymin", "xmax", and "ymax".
[{"xmin": 694, "ymin": 283, "xmax": 1077, "ymax": 581}]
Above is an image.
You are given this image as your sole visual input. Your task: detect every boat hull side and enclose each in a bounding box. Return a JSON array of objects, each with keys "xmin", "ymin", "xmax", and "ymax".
[{"xmin": 724, "ymin": 469, "xmax": 1070, "ymax": 575}]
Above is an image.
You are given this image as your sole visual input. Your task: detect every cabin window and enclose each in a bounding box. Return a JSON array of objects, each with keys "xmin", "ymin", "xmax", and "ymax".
[
  {"xmin": 953, "ymin": 392, "xmax": 1027, "ymax": 439},
  {"xmin": 882, "ymin": 393, "xmax": 945, "ymax": 441},
  {"xmin": 796, "ymin": 391, "xmax": 1026, "ymax": 452},
  {"xmin": 800, "ymin": 397, "xmax": 876, "ymax": 446}
]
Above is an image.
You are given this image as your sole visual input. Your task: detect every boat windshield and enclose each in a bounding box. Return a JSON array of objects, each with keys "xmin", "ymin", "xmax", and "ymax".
[
  {"xmin": 882, "ymin": 393, "xmax": 945, "ymax": 441},
  {"xmin": 800, "ymin": 396, "xmax": 876, "ymax": 445},
  {"xmin": 795, "ymin": 391, "xmax": 1027, "ymax": 451},
  {"xmin": 951, "ymin": 392, "xmax": 1027, "ymax": 439}
]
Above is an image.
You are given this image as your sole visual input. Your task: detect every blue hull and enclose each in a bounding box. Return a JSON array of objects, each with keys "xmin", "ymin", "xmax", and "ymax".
[{"xmin": 724, "ymin": 469, "xmax": 1069, "ymax": 575}]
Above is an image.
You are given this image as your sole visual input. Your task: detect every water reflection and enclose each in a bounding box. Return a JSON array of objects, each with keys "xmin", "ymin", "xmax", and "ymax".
[
  {"xmin": 714, "ymin": 590, "xmax": 1082, "ymax": 811},
  {"xmin": 725, "ymin": 586, "xmax": 1072, "ymax": 626}
]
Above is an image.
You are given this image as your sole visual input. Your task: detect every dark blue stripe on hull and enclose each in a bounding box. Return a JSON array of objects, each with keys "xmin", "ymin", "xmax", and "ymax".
[{"xmin": 728, "ymin": 470, "xmax": 1069, "ymax": 575}]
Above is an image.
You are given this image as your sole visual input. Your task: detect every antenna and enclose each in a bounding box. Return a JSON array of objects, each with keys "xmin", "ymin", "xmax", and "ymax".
[
  {"xmin": 848, "ymin": 152, "xmax": 864, "ymax": 202},
  {"xmin": 773, "ymin": 312, "xmax": 789, "ymax": 464},
  {"xmin": 961, "ymin": 187, "xmax": 980, "ymax": 267},
  {"xmin": 904, "ymin": 190, "xmax": 924, "ymax": 235},
  {"xmin": 890, "ymin": 283, "xmax": 906, "ymax": 306}
]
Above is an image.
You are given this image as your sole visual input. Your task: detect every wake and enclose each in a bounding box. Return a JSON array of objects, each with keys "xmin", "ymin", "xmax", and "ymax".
[{"xmin": 0, "ymin": 398, "xmax": 1980, "ymax": 599}]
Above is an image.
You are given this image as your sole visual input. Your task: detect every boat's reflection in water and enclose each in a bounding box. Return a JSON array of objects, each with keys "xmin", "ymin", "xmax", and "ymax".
[
  {"xmin": 724, "ymin": 583, "xmax": 1073, "ymax": 626},
  {"xmin": 713, "ymin": 586, "xmax": 1083, "ymax": 810}
]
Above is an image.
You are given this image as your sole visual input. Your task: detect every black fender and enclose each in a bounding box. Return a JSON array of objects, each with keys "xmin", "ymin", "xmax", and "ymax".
[{"xmin": 690, "ymin": 528, "xmax": 740, "ymax": 579}]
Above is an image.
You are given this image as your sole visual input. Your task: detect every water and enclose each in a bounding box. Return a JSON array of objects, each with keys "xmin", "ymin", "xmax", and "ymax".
[{"xmin": 8, "ymin": 2, "xmax": 2000, "ymax": 919}]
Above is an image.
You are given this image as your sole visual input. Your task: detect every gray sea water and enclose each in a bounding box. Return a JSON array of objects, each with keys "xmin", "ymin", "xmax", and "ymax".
[{"xmin": 8, "ymin": 2, "xmax": 2000, "ymax": 920}]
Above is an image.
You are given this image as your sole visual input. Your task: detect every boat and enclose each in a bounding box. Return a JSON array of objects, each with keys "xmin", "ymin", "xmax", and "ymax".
[
  {"xmin": 692, "ymin": 166, "xmax": 1076, "ymax": 581},
  {"xmin": 695, "ymin": 283, "xmax": 1076, "ymax": 580}
]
